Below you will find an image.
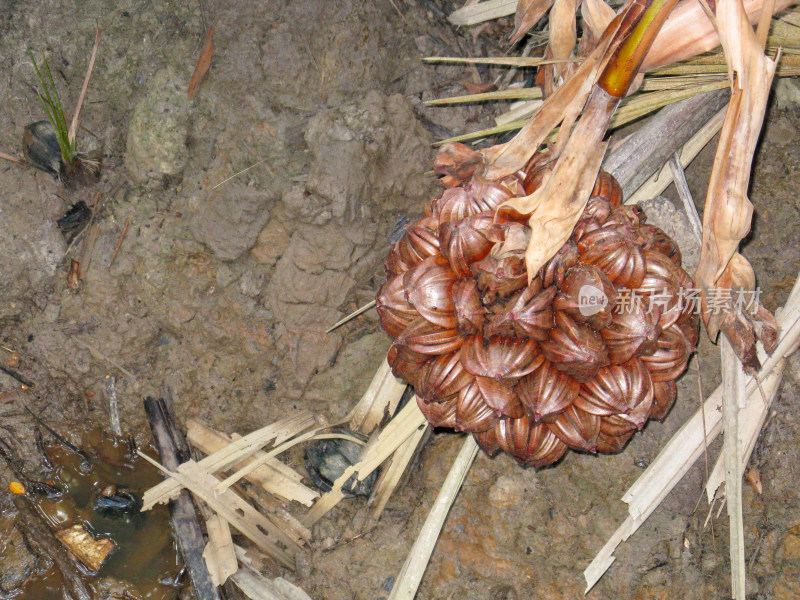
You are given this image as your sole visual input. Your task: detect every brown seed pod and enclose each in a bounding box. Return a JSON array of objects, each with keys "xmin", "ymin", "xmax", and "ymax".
[
  {"xmin": 416, "ymin": 350, "xmax": 473, "ymax": 403},
  {"xmin": 578, "ymin": 225, "xmax": 646, "ymax": 290},
  {"xmin": 639, "ymin": 224, "xmax": 682, "ymax": 265},
  {"xmin": 455, "ymin": 380, "xmax": 502, "ymax": 432},
  {"xmin": 546, "ymin": 404, "xmax": 601, "ymax": 452},
  {"xmin": 461, "ymin": 333, "xmax": 541, "ymax": 381},
  {"xmin": 493, "ymin": 418, "xmax": 569, "ymax": 467},
  {"xmin": 475, "ymin": 376, "xmax": 526, "ymax": 418},
  {"xmin": 451, "ymin": 278, "xmax": 486, "ymax": 335},
  {"xmin": 596, "ymin": 428, "xmax": 634, "ymax": 453},
  {"xmin": 638, "ymin": 250, "xmax": 684, "ymax": 329},
  {"xmin": 485, "ymin": 280, "xmax": 556, "ymax": 340},
  {"xmin": 395, "ymin": 317, "xmax": 463, "ymax": 356},
  {"xmin": 387, "ymin": 344, "xmax": 429, "ymax": 389},
  {"xmin": 574, "ymin": 358, "xmax": 654, "ymax": 425},
  {"xmin": 539, "ymin": 240, "xmax": 579, "ymax": 288},
  {"xmin": 517, "ymin": 359, "xmax": 580, "ymax": 422},
  {"xmin": 591, "ymin": 169, "xmax": 623, "ymax": 207},
  {"xmin": 553, "ymin": 263, "xmax": 616, "ymax": 329},
  {"xmin": 376, "ymin": 275, "xmax": 418, "ymax": 337},
  {"xmin": 384, "ymin": 216, "xmax": 440, "ymax": 278},
  {"xmin": 601, "ymin": 297, "xmax": 661, "ymax": 364},
  {"xmin": 437, "ymin": 180, "xmax": 514, "ymax": 224},
  {"xmin": 433, "ymin": 142, "xmax": 484, "ymax": 189},
  {"xmin": 540, "ymin": 311, "xmax": 610, "ymax": 382},
  {"xmin": 417, "ymin": 394, "xmax": 457, "ymax": 429},
  {"xmin": 403, "ymin": 256, "xmax": 458, "ymax": 329},
  {"xmin": 640, "ymin": 323, "xmax": 694, "ymax": 382},
  {"xmin": 438, "ymin": 212, "xmax": 497, "ymax": 277},
  {"xmin": 650, "ymin": 379, "xmax": 677, "ymax": 420}
]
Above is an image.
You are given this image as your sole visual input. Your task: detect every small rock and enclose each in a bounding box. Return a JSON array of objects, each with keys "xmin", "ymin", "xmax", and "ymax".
[
  {"xmin": 774, "ymin": 78, "xmax": 800, "ymax": 110},
  {"xmin": 0, "ymin": 521, "xmax": 37, "ymax": 593},
  {"xmin": 125, "ymin": 68, "xmax": 191, "ymax": 184},
  {"xmin": 637, "ymin": 196, "xmax": 701, "ymax": 274},
  {"xmin": 239, "ymin": 270, "xmax": 266, "ymax": 298},
  {"xmin": 381, "ymin": 576, "xmax": 394, "ymax": 591}
]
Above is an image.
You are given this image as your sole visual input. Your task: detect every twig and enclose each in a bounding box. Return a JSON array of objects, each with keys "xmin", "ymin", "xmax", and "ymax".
[
  {"xmin": 13, "ymin": 494, "xmax": 91, "ymax": 600},
  {"xmin": 326, "ymin": 300, "xmax": 376, "ymax": 333},
  {"xmin": 721, "ymin": 335, "xmax": 747, "ymax": 600},
  {"xmin": 668, "ymin": 152, "xmax": 703, "ymax": 241},
  {"xmin": 0, "ymin": 364, "xmax": 34, "ymax": 388},
  {"xmin": 108, "ymin": 216, "xmax": 130, "ymax": 269},
  {"xmin": 0, "ymin": 151, "xmax": 25, "ymax": 163},
  {"xmin": 68, "ymin": 27, "xmax": 101, "ymax": 146},
  {"xmin": 211, "ymin": 158, "xmax": 271, "ymax": 190},
  {"xmin": 73, "ymin": 338, "xmax": 135, "ymax": 379},
  {"xmin": 387, "ymin": 435, "xmax": 479, "ymax": 600},
  {"xmin": 104, "ymin": 375, "xmax": 121, "ymax": 436},
  {"xmin": 144, "ymin": 397, "xmax": 222, "ymax": 600}
]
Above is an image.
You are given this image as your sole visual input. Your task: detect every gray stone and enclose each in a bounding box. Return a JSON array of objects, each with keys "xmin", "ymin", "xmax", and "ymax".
[
  {"xmin": 774, "ymin": 78, "xmax": 800, "ymax": 110},
  {"xmin": 637, "ymin": 196, "xmax": 701, "ymax": 274},
  {"xmin": 0, "ymin": 522, "xmax": 36, "ymax": 593},
  {"xmin": 188, "ymin": 185, "xmax": 274, "ymax": 261},
  {"xmin": 125, "ymin": 68, "xmax": 191, "ymax": 184}
]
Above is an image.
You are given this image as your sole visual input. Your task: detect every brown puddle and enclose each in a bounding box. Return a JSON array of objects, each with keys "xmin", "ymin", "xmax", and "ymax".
[{"xmin": 6, "ymin": 428, "xmax": 182, "ymax": 600}]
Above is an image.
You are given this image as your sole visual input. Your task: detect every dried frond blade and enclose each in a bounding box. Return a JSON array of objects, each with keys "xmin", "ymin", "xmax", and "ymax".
[
  {"xmin": 583, "ymin": 0, "xmax": 617, "ymax": 38},
  {"xmin": 511, "ymin": 0, "xmax": 556, "ymax": 44},
  {"xmin": 188, "ymin": 26, "xmax": 214, "ymax": 100}
]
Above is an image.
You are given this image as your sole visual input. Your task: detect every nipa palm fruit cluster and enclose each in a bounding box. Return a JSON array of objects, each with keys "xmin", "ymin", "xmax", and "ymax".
[{"xmin": 377, "ymin": 153, "xmax": 699, "ymax": 467}]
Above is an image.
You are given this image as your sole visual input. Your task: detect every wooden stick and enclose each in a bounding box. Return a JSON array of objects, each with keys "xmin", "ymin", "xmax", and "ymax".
[
  {"xmin": 721, "ymin": 336, "xmax": 747, "ymax": 600},
  {"xmin": 346, "ymin": 361, "xmax": 407, "ymax": 434},
  {"xmin": 108, "ymin": 216, "xmax": 130, "ymax": 269},
  {"xmin": 68, "ymin": 27, "xmax": 101, "ymax": 146},
  {"xmin": 448, "ymin": 0, "xmax": 517, "ymax": 25},
  {"xmin": 12, "ymin": 495, "xmax": 91, "ymax": 600},
  {"xmin": 603, "ymin": 88, "xmax": 729, "ymax": 198},
  {"xmin": 326, "ymin": 300, "xmax": 376, "ymax": 333},
  {"xmin": 387, "ymin": 435, "xmax": 479, "ymax": 600},
  {"xmin": 143, "ymin": 397, "xmax": 221, "ymax": 600},
  {"xmin": 668, "ymin": 153, "xmax": 703, "ymax": 241}
]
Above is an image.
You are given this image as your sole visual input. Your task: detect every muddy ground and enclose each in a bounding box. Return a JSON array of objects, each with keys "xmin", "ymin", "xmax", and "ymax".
[{"xmin": 0, "ymin": 1, "xmax": 799, "ymax": 599}]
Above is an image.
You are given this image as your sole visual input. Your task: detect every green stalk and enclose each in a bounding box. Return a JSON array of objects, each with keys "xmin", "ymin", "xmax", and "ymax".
[
  {"xmin": 598, "ymin": 0, "xmax": 683, "ymax": 98},
  {"xmin": 28, "ymin": 49, "xmax": 77, "ymax": 166}
]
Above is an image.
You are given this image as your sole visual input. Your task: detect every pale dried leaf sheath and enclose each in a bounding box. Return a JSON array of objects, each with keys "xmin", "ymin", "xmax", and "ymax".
[
  {"xmin": 583, "ymin": 0, "xmax": 617, "ymax": 38},
  {"xmin": 694, "ymin": 0, "xmax": 778, "ymax": 352},
  {"xmin": 642, "ymin": 0, "xmax": 794, "ymax": 71},
  {"xmin": 511, "ymin": 0, "xmax": 556, "ymax": 44},
  {"xmin": 502, "ymin": 87, "xmax": 616, "ymax": 278}
]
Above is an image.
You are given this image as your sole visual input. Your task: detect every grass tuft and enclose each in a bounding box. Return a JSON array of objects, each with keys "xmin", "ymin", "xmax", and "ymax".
[{"xmin": 28, "ymin": 49, "xmax": 76, "ymax": 166}]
